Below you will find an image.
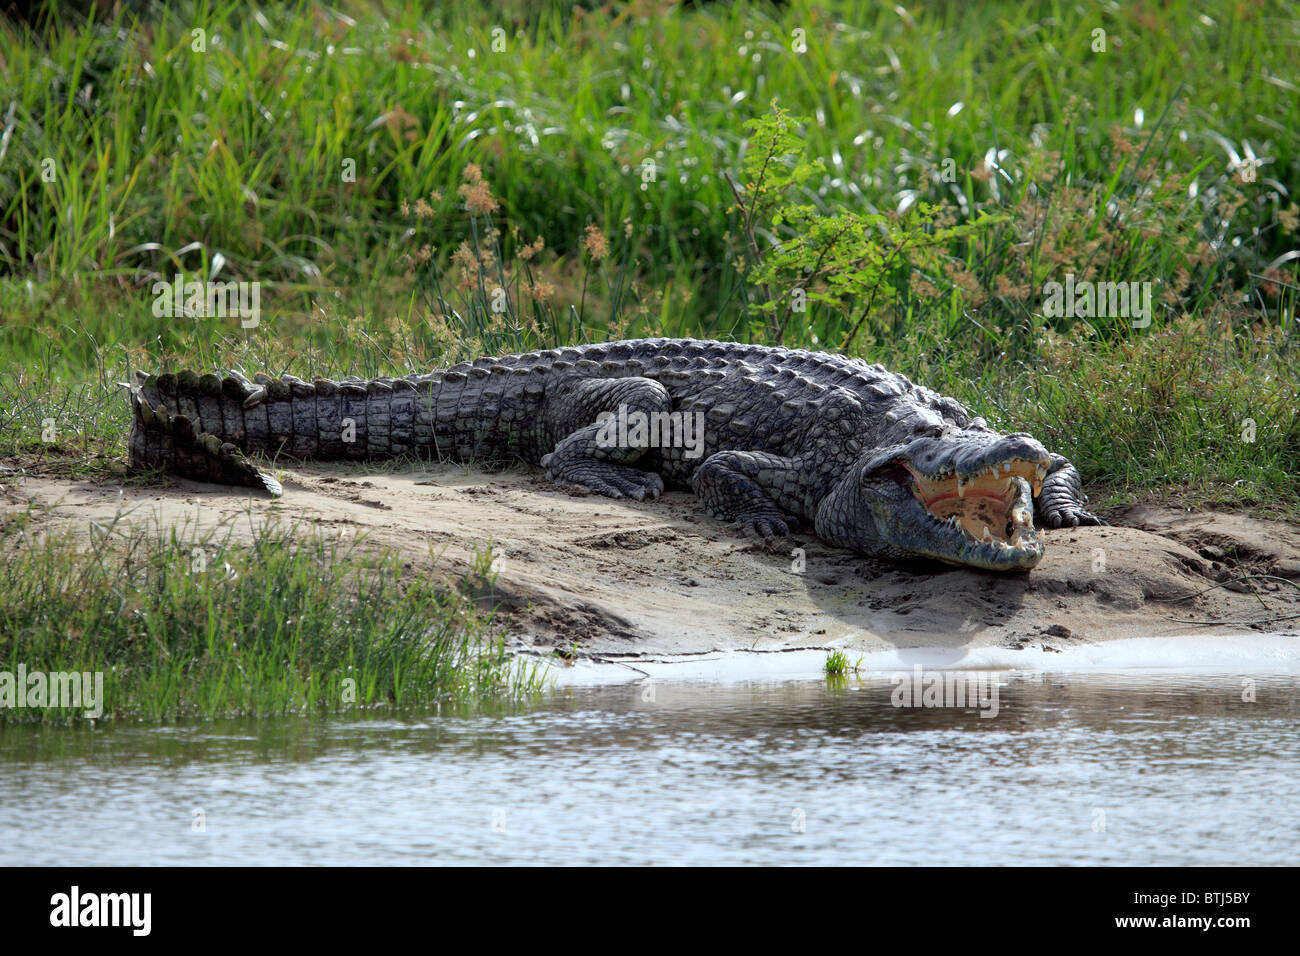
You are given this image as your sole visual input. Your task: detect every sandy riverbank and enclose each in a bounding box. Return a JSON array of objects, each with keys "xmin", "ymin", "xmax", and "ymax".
[{"xmin": 8, "ymin": 461, "xmax": 1299, "ymax": 669}]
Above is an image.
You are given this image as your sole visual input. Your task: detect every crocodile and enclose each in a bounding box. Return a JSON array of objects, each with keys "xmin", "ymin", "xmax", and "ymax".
[{"xmin": 124, "ymin": 338, "xmax": 1104, "ymax": 571}]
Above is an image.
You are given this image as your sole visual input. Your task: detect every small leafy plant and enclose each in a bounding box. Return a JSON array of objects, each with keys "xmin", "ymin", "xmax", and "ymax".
[{"xmin": 729, "ymin": 102, "xmax": 1001, "ymax": 348}]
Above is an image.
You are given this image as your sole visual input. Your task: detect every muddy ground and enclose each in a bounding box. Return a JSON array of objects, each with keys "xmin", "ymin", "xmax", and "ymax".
[{"xmin": 7, "ymin": 461, "xmax": 1300, "ymax": 662}]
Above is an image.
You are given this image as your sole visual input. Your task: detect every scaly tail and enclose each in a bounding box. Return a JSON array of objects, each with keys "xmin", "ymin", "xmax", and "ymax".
[
  {"xmin": 124, "ymin": 370, "xmax": 283, "ymax": 496},
  {"xmin": 125, "ymin": 362, "xmax": 521, "ymax": 494}
]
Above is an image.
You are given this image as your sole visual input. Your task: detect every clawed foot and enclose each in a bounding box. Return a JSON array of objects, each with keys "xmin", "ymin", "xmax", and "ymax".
[
  {"xmin": 1042, "ymin": 506, "xmax": 1108, "ymax": 529},
  {"xmin": 1037, "ymin": 463, "xmax": 1107, "ymax": 529},
  {"xmin": 736, "ymin": 509, "xmax": 797, "ymax": 550},
  {"xmin": 542, "ymin": 455, "xmax": 665, "ymax": 501}
]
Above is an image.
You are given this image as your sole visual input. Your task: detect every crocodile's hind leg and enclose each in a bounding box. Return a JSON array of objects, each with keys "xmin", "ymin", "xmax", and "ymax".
[
  {"xmin": 690, "ymin": 450, "xmax": 806, "ymax": 542},
  {"xmin": 540, "ymin": 377, "xmax": 670, "ymax": 501}
]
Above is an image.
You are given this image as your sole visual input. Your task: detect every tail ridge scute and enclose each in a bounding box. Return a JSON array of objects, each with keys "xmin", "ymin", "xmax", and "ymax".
[{"xmin": 124, "ymin": 377, "xmax": 282, "ymax": 497}]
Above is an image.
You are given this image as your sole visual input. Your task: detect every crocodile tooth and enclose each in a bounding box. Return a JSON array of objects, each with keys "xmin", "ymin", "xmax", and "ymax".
[
  {"xmin": 982, "ymin": 525, "xmax": 992, "ymax": 542},
  {"xmin": 958, "ymin": 476, "xmax": 968, "ymax": 497}
]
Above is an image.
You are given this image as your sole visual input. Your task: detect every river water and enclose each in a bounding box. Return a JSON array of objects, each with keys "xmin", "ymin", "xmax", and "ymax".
[{"xmin": 1, "ymin": 670, "xmax": 1297, "ymax": 865}]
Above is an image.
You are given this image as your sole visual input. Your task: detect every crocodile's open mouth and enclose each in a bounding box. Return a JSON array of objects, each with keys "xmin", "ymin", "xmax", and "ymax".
[
  {"xmin": 882, "ymin": 455, "xmax": 1048, "ymax": 569},
  {"xmin": 903, "ymin": 457, "xmax": 1045, "ymax": 549}
]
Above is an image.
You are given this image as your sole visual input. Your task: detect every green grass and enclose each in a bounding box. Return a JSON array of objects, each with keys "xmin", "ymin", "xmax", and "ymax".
[
  {"xmin": 824, "ymin": 649, "xmax": 848, "ymax": 676},
  {"xmin": 0, "ymin": 0, "xmax": 1298, "ymax": 720},
  {"xmin": 4, "ymin": 0, "xmax": 1297, "ymax": 302},
  {"xmin": 0, "ymin": 500, "xmax": 544, "ymax": 723}
]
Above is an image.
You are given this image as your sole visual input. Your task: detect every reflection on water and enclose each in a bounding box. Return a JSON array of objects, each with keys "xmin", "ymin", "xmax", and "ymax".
[{"xmin": 1, "ymin": 672, "xmax": 1297, "ymax": 865}]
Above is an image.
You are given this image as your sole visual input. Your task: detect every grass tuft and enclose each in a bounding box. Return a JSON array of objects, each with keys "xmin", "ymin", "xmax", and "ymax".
[{"xmin": 0, "ymin": 501, "xmax": 544, "ymax": 723}]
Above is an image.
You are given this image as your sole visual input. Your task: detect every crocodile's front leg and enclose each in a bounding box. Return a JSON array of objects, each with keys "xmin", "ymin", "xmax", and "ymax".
[
  {"xmin": 690, "ymin": 450, "xmax": 810, "ymax": 541},
  {"xmin": 540, "ymin": 376, "xmax": 669, "ymax": 501},
  {"xmin": 1036, "ymin": 453, "xmax": 1107, "ymax": 528}
]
